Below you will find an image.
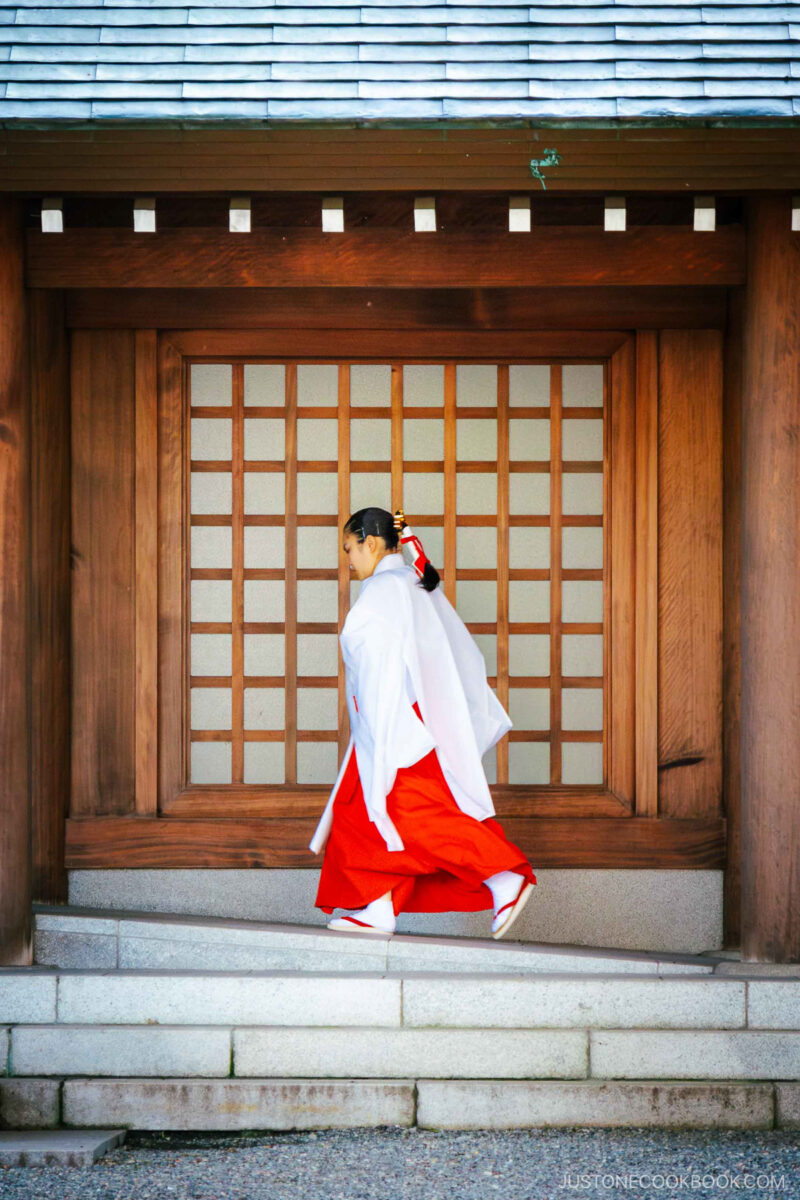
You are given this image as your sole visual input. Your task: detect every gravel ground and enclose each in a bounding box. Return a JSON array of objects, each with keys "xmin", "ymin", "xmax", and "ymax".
[{"xmin": 0, "ymin": 1127, "xmax": 798, "ymax": 1200}]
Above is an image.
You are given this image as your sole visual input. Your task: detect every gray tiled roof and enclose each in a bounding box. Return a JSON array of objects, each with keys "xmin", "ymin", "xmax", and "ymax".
[{"xmin": 0, "ymin": 1, "xmax": 798, "ymax": 121}]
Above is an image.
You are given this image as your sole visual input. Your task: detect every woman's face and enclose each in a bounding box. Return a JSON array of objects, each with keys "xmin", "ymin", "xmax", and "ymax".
[{"xmin": 342, "ymin": 531, "xmax": 390, "ymax": 580}]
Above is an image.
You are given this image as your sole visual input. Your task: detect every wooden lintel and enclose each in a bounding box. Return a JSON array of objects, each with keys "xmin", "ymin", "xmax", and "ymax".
[
  {"xmin": 65, "ymin": 815, "xmax": 726, "ymax": 870},
  {"xmin": 65, "ymin": 286, "xmax": 729, "ymax": 331},
  {"xmin": 26, "ymin": 226, "xmax": 745, "ymax": 290}
]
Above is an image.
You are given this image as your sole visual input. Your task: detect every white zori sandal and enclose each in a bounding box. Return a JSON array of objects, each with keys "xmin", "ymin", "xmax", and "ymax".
[
  {"xmin": 326, "ymin": 914, "xmax": 393, "ymax": 935},
  {"xmin": 491, "ymin": 878, "xmax": 535, "ymax": 939}
]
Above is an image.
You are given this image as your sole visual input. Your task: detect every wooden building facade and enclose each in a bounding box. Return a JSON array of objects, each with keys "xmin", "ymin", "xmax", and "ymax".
[{"xmin": 1, "ymin": 3, "xmax": 799, "ymax": 965}]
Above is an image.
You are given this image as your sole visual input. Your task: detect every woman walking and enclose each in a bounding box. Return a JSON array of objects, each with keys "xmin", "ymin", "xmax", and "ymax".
[{"xmin": 309, "ymin": 506, "xmax": 537, "ymax": 939}]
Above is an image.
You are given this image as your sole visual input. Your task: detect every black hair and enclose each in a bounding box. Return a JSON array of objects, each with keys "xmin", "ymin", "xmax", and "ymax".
[{"xmin": 344, "ymin": 506, "xmax": 441, "ymax": 593}]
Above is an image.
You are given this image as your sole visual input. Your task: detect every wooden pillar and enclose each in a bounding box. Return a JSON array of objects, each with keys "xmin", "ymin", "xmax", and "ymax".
[
  {"xmin": 741, "ymin": 194, "xmax": 800, "ymax": 962},
  {"xmin": 0, "ymin": 197, "xmax": 32, "ymax": 964}
]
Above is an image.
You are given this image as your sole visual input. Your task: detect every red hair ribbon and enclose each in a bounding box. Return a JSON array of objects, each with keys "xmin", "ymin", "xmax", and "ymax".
[{"xmin": 394, "ymin": 508, "xmax": 430, "ymax": 581}]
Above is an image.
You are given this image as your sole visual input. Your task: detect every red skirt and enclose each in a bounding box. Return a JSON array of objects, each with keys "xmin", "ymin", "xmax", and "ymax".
[{"xmin": 315, "ymin": 700, "xmax": 537, "ymax": 916}]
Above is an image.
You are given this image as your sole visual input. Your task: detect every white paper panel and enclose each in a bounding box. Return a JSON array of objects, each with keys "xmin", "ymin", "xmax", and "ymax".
[
  {"xmin": 456, "ymin": 472, "xmax": 497, "ymax": 515},
  {"xmin": 191, "ymin": 363, "xmax": 232, "ymax": 407},
  {"xmin": 472, "ymin": 632, "xmax": 497, "ymax": 674},
  {"xmin": 243, "ymin": 472, "xmax": 284, "ymax": 515},
  {"xmin": 191, "ymin": 472, "xmax": 232, "ymax": 515},
  {"xmin": 457, "ymin": 419, "xmax": 497, "ymax": 460},
  {"xmin": 191, "ymin": 526, "xmax": 232, "ymax": 569},
  {"xmin": 403, "ymin": 472, "xmax": 443, "ymax": 516},
  {"xmin": 403, "ymin": 417, "xmax": 443, "ymax": 461},
  {"xmin": 297, "ymin": 525, "xmax": 339, "ymax": 570},
  {"xmin": 562, "ymin": 527, "xmax": 603, "ymax": 570},
  {"xmin": 297, "ymin": 363, "xmax": 338, "ymax": 405},
  {"xmin": 562, "ymin": 472, "xmax": 603, "ymax": 515},
  {"xmin": 297, "ymin": 687, "xmax": 338, "ymax": 730},
  {"xmin": 403, "ymin": 364, "xmax": 443, "ymax": 407},
  {"xmin": 561, "ymin": 742, "xmax": 603, "ymax": 784},
  {"xmin": 456, "ymin": 580, "xmax": 496, "ymax": 623},
  {"xmin": 297, "ymin": 418, "xmax": 337, "ymax": 460},
  {"xmin": 351, "ymin": 418, "xmax": 391, "ymax": 461},
  {"xmin": 508, "ymin": 741, "xmax": 550, "ymax": 784},
  {"xmin": 244, "ymin": 418, "xmax": 285, "ymax": 461},
  {"xmin": 243, "ymin": 580, "xmax": 285, "ymax": 623},
  {"xmin": 243, "ymin": 526, "xmax": 284, "ymax": 569},
  {"xmin": 297, "ymin": 741, "xmax": 339, "ymax": 784},
  {"xmin": 562, "ymin": 634, "xmax": 604, "ymax": 677},
  {"xmin": 562, "ymin": 364, "xmax": 603, "ymax": 408},
  {"xmin": 190, "ymin": 742, "xmax": 231, "ymax": 785},
  {"xmin": 509, "ymin": 633, "xmax": 550, "ymax": 676},
  {"xmin": 297, "ymin": 472, "xmax": 338, "ymax": 516},
  {"xmin": 509, "ymin": 418, "xmax": 550, "ymax": 461},
  {"xmin": 191, "ymin": 418, "xmax": 231, "ymax": 461},
  {"xmin": 457, "ymin": 525, "xmax": 497, "ymax": 568},
  {"xmin": 243, "ymin": 742, "xmax": 285, "ymax": 784},
  {"xmin": 509, "ymin": 526, "xmax": 549, "ymax": 569},
  {"xmin": 349, "ymin": 472, "xmax": 391, "ymax": 514},
  {"xmin": 509, "ymin": 365, "xmax": 550, "ymax": 407},
  {"xmin": 482, "ymin": 743, "xmax": 497, "ymax": 784},
  {"xmin": 351, "ymin": 363, "xmax": 391, "ymax": 407},
  {"xmin": 244, "ymin": 687, "xmax": 285, "ymax": 729},
  {"xmin": 508, "ymin": 580, "xmax": 550, "ymax": 623},
  {"xmin": 243, "ymin": 634, "xmax": 285, "ymax": 675},
  {"xmin": 509, "ymin": 687, "xmax": 550, "ymax": 730},
  {"xmin": 191, "ymin": 633, "xmax": 232, "ymax": 676},
  {"xmin": 509, "ymin": 474, "xmax": 550, "ymax": 515},
  {"xmin": 297, "ymin": 580, "xmax": 338, "ymax": 623},
  {"xmin": 191, "ymin": 580, "xmax": 232, "ymax": 624},
  {"xmin": 190, "ymin": 687, "xmax": 232, "ymax": 731},
  {"xmin": 456, "ymin": 364, "xmax": 497, "ymax": 407},
  {"xmin": 244, "ymin": 363, "xmax": 285, "ymax": 407},
  {"xmin": 562, "ymin": 419, "xmax": 603, "ymax": 461},
  {"xmin": 562, "ymin": 687, "xmax": 603, "ymax": 731},
  {"xmin": 297, "ymin": 633, "xmax": 339, "ymax": 677},
  {"xmin": 562, "ymin": 581, "xmax": 603, "ymax": 623}
]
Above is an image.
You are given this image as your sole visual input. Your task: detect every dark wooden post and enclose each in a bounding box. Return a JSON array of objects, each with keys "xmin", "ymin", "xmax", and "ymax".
[
  {"xmin": 0, "ymin": 196, "xmax": 32, "ymax": 965},
  {"xmin": 741, "ymin": 193, "xmax": 800, "ymax": 962}
]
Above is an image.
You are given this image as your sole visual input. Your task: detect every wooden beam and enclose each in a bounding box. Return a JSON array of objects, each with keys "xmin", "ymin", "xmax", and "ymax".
[
  {"xmin": 64, "ymin": 815, "xmax": 726, "ymax": 870},
  {"xmin": 0, "ymin": 198, "xmax": 32, "ymax": 964},
  {"xmin": 65, "ymin": 286, "xmax": 730, "ymax": 332},
  {"xmin": 741, "ymin": 194, "xmax": 800, "ymax": 963},
  {"xmin": 26, "ymin": 226, "xmax": 745, "ymax": 290}
]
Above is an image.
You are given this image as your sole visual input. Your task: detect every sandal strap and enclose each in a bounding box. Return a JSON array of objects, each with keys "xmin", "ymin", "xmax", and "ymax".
[{"xmin": 494, "ymin": 881, "xmax": 526, "ymax": 919}]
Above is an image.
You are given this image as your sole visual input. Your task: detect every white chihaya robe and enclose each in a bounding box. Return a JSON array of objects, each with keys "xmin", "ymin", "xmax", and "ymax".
[{"xmin": 308, "ymin": 550, "xmax": 513, "ymax": 854}]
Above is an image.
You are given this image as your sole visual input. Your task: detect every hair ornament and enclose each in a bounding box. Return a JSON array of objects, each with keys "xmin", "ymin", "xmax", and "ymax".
[{"xmin": 394, "ymin": 508, "xmax": 431, "ymax": 582}]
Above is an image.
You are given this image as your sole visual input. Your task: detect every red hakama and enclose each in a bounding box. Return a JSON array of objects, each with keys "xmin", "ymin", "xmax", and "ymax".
[{"xmin": 315, "ymin": 700, "xmax": 537, "ymax": 917}]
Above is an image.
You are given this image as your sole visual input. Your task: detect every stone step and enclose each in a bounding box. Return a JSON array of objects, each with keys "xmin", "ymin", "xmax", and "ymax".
[
  {"xmin": 6, "ymin": 1077, "xmax": 797, "ymax": 1132},
  {"xmin": 32, "ymin": 902, "xmax": 722, "ymax": 976}
]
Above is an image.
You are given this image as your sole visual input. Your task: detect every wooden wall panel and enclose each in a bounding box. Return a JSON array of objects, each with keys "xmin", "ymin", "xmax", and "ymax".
[
  {"xmin": 29, "ymin": 290, "xmax": 71, "ymax": 903},
  {"xmin": 657, "ymin": 329, "xmax": 724, "ymax": 820},
  {"xmin": 70, "ymin": 329, "xmax": 137, "ymax": 816}
]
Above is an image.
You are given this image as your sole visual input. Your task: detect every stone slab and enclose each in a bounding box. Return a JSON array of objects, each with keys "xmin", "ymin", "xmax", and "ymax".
[
  {"xmin": 402, "ymin": 975, "xmax": 745, "ymax": 1029},
  {"xmin": 63, "ymin": 1078, "xmax": 415, "ymax": 1131},
  {"xmin": 0, "ymin": 1129, "xmax": 125, "ymax": 1167},
  {"xmin": 234, "ymin": 1027, "xmax": 587, "ymax": 1079},
  {"xmin": 11, "ymin": 1025, "xmax": 232, "ymax": 1077},
  {"xmin": 0, "ymin": 971, "xmax": 57, "ymax": 1022},
  {"xmin": 746, "ymin": 981, "xmax": 800, "ymax": 1029},
  {"xmin": 0, "ymin": 1078, "xmax": 60, "ymax": 1128},
  {"xmin": 774, "ymin": 1083, "xmax": 800, "ymax": 1128},
  {"xmin": 117, "ymin": 936, "xmax": 387, "ymax": 973},
  {"xmin": 35, "ymin": 931, "xmax": 117, "ymax": 970},
  {"xmin": 417, "ymin": 1080, "xmax": 774, "ymax": 1129},
  {"xmin": 591, "ymin": 1031, "xmax": 800, "ymax": 1080}
]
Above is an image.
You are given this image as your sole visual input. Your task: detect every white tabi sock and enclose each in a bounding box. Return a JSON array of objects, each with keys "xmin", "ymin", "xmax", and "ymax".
[
  {"xmin": 483, "ymin": 869, "xmax": 522, "ymax": 913},
  {"xmin": 347, "ymin": 894, "xmax": 396, "ymax": 932}
]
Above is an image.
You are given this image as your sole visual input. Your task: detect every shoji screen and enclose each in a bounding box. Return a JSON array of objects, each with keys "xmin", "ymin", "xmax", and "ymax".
[{"xmin": 187, "ymin": 359, "xmax": 606, "ymax": 791}]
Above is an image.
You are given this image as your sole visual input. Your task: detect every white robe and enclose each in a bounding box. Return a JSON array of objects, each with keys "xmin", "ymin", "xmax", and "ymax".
[{"xmin": 308, "ymin": 550, "xmax": 513, "ymax": 854}]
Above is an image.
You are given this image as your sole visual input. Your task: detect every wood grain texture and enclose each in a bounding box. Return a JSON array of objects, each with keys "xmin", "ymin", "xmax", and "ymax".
[
  {"xmin": 28, "ymin": 290, "xmax": 70, "ymax": 907},
  {"xmin": 70, "ymin": 329, "xmax": 137, "ymax": 818},
  {"xmin": 134, "ymin": 330, "xmax": 159, "ymax": 815},
  {"xmin": 657, "ymin": 329, "xmax": 724, "ymax": 822},
  {"xmin": 635, "ymin": 330, "xmax": 659, "ymax": 818},
  {"xmin": 64, "ymin": 814, "xmax": 726, "ymax": 870},
  {"xmin": 27, "ymin": 227, "xmax": 745, "ymax": 290},
  {"xmin": 65, "ymin": 287, "xmax": 729, "ymax": 332},
  {"xmin": 741, "ymin": 195, "xmax": 800, "ymax": 962},
  {"xmin": 0, "ymin": 198, "xmax": 32, "ymax": 964}
]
